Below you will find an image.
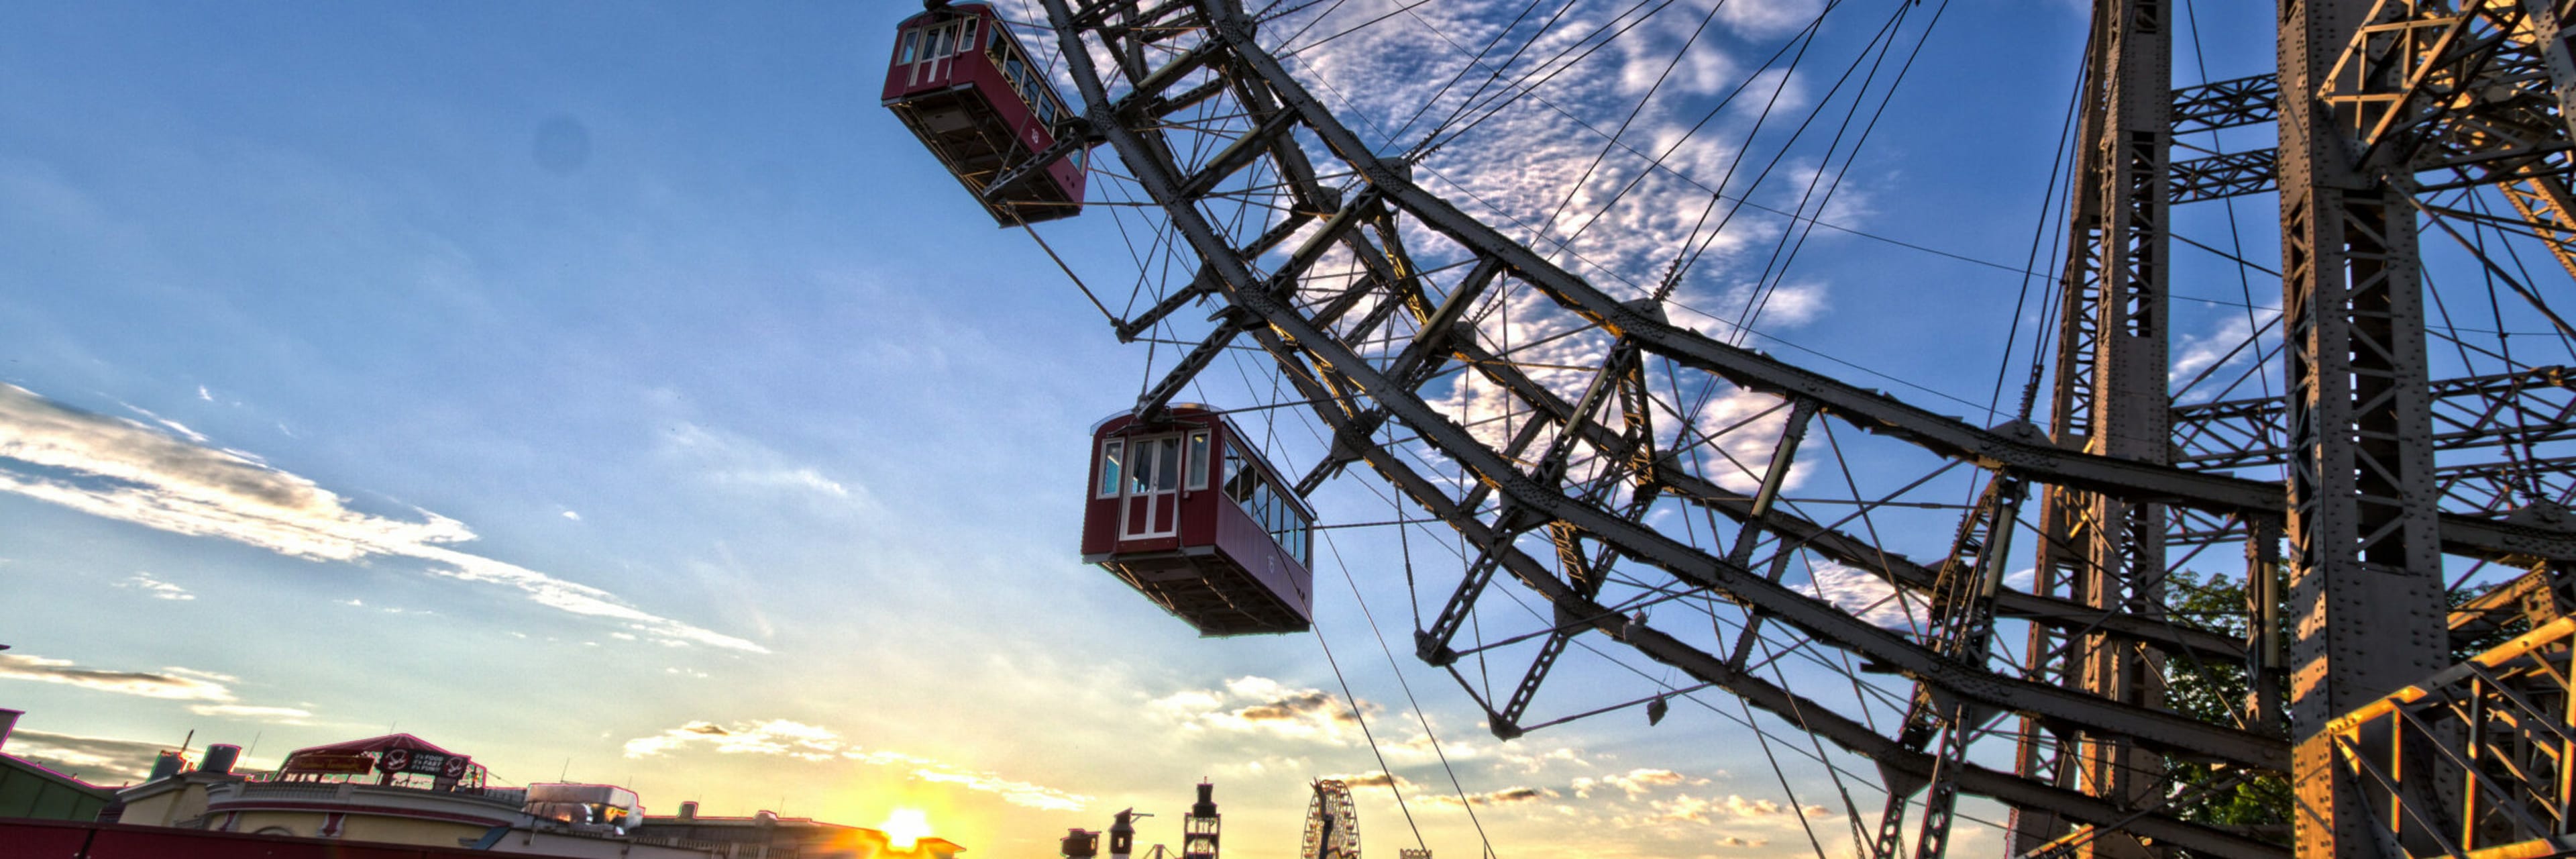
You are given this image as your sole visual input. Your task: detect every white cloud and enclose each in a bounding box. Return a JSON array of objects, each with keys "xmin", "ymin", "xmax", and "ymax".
[
  {"xmin": 1717, "ymin": 0, "xmax": 1827, "ymax": 36},
  {"xmin": 1150, "ymin": 676, "xmax": 1506, "ymax": 770},
  {"xmin": 1801, "ymin": 560, "xmax": 1926, "ymax": 631},
  {"xmin": 1733, "ymin": 280, "xmax": 1830, "ymax": 328},
  {"xmin": 197, "ymin": 385, "xmax": 214, "ymax": 402},
  {"xmin": 0, "ymin": 653, "xmax": 234, "ymax": 701},
  {"xmin": 1571, "ymin": 767, "xmax": 1703, "ymax": 799},
  {"xmin": 561, "ymin": 509, "xmax": 582, "ymax": 521},
  {"xmin": 0, "ymin": 384, "xmax": 764, "ymax": 653},
  {"xmin": 2003, "ymin": 567, "xmax": 2035, "ymax": 593},
  {"xmin": 906, "ymin": 768, "xmax": 1091, "ymax": 812},
  {"xmin": 1495, "ymin": 745, "xmax": 1588, "ymax": 774},
  {"xmin": 339, "ymin": 597, "xmax": 437, "ymax": 616},
  {"xmin": 625, "ymin": 719, "xmax": 846, "ymax": 761},
  {"xmin": 1641, "ymin": 793, "xmax": 1787, "ymax": 824},
  {"xmin": 1666, "ymin": 279, "xmax": 1832, "ymax": 343},
  {"xmin": 187, "ymin": 704, "xmax": 314, "ymax": 723},
  {"xmin": 1150, "ymin": 676, "xmax": 1371, "ymax": 746},
  {"xmin": 3, "ymin": 729, "xmax": 171, "ymax": 782},
  {"xmin": 1325, "ymin": 770, "xmax": 1424, "ymax": 793},
  {"xmin": 1198, "ymin": 1, "xmax": 1898, "ymax": 555},
  {"xmin": 1725, "ymin": 794, "xmax": 1784, "ymax": 815},
  {"xmin": 661, "ymin": 422, "xmax": 867, "ymax": 505},
  {"xmin": 1426, "ymin": 785, "xmax": 1561, "ymax": 807},
  {"xmin": 1652, "ymin": 385, "xmax": 1815, "ymax": 495},
  {"xmin": 2172, "ymin": 307, "xmax": 2279, "ymax": 388},
  {"xmin": 121, "ymin": 405, "xmax": 207, "ymax": 444},
  {"xmin": 622, "ymin": 719, "xmax": 1089, "ymax": 811},
  {"xmin": 115, "ymin": 571, "xmax": 195, "ymax": 601}
]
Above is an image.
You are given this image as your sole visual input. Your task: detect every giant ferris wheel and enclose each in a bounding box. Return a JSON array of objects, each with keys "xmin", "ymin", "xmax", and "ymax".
[{"xmin": 888, "ymin": 1, "xmax": 2576, "ymax": 856}]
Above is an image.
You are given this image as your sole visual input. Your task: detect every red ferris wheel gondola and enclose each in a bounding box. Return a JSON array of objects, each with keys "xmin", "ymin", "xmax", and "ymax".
[
  {"xmin": 1083, "ymin": 405, "xmax": 1316, "ymax": 637},
  {"xmin": 883, "ymin": 1, "xmax": 1089, "ymax": 225}
]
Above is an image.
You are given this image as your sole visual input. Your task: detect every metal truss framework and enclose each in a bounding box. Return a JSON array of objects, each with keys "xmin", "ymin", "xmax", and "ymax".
[
  {"xmin": 2321, "ymin": 617, "xmax": 2576, "ymax": 854},
  {"xmin": 2010, "ymin": 2, "xmax": 2174, "ymax": 856},
  {"xmin": 2281, "ymin": 1, "xmax": 2451, "ymax": 853},
  {"xmin": 1033, "ymin": 0, "xmax": 2576, "ymax": 856}
]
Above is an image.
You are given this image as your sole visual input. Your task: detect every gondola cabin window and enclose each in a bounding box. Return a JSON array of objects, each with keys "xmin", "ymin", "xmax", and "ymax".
[
  {"xmin": 881, "ymin": 3, "xmax": 1089, "ymax": 225},
  {"xmin": 1082, "ymin": 406, "xmax": 1316, "ymax": 636},
  {"xmin": 1095, "ymin": 438, "xmax": 1122, "ymax": 498},
  {"xmin": 1222, "ymin": 446, "xmax": 1310, "ymax": 567},
  {"xmin": 1185, "ymin": 430, "xmax": 1212, "ymax": 491}
]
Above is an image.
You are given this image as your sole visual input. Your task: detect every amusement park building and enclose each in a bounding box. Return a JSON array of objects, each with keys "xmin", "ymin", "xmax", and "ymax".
[
  {"xmin": 0, "ymin": 719, "xmax": 960, "ymax": 859},
  {"xmin": 0, "ymin": 709, "xmax": 115, "ymax": 822},
  {"xmin": 636, "ymin": 803, "xmax": 964, "ymax": 859}
]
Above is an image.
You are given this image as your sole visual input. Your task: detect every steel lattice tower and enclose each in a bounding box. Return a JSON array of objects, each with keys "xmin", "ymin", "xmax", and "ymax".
[
  {"xmin": 1182, "ymin": 781, "xmax": 1220, "ymax": 859},
  {"xmin": 1002, "ymin": 0, "xmax": 2576, "ymax": 855}
]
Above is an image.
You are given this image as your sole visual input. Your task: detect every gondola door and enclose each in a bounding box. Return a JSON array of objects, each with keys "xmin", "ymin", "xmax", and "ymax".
[{"xmin": 1118, "ymin": 434, "xmax": 1182, "ymax": 541}]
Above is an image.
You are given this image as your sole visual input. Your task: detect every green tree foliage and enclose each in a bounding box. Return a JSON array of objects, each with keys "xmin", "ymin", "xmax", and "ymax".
[
  {"xmin": 2152, "ymin": 570, "xmax": 2520, "ymax": 850},
  {"xmin": 2159, "ymin": 570, "xmax": 2292, "ymax": 848}
]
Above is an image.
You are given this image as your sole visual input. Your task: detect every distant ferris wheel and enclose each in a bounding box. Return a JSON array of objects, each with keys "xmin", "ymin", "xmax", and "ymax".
[
  {"xmin": 880, "ymin": 0, "xmax": 2576, "ymax": 855},
  {"xmin": 1301, "ymin": 780, "xmax": 1360, "ymax": 859}
]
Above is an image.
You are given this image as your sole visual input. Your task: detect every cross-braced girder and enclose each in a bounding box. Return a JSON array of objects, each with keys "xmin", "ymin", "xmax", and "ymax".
[
  {"xmin": 1042, "ymin": 1, "xmax": 2296, "ymax": 854},
  {"xmin": 1031, "ymin": 0, "xmax": 2576, "ymax": 856}
]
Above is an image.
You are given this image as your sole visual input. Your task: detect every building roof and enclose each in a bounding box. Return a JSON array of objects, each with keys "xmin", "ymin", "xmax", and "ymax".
[
  {"xmin": 636, "ymin": 815, "xmax": 964, "ymax": 853},
  {"xmin": 641, "ymin": 812, "xmax": 850, "ymax": 829},
  {"xmin": 0, "ymin": 753, "xmax": 115, "ymax": 820},
  {"xmin": 283, "ymin": 733, "xmax": 462, "ymax": 758},
  {"xmin": 0, "ymin": 752, "xmax": 107, "ymax": 791}
]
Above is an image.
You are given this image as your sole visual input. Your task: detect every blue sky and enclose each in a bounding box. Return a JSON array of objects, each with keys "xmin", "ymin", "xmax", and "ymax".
[{"xmin": 0, "ymin": 1, "xmax": 2375, "ymax": 857}]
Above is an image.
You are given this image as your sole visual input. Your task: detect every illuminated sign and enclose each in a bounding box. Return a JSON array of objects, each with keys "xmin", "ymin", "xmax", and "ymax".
[{"xmin": 376, "ymin": 748, "xmax": 472, "ymax": 778}]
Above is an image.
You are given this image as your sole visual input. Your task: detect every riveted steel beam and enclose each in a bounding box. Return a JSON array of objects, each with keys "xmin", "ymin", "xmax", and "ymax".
[{"xmin": 1056, "ymin": 0, "xmax": 2296, "ymax": 774}]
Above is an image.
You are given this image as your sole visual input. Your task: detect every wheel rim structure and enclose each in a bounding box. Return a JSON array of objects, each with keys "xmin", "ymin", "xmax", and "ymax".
[
  {"xmin": 1015, "ymin": 1, "xmax": 2576, "ymax": 856},
  {"xmin": 1303, "ymin": 779, "xmax": 1362, "ymax": 859}
]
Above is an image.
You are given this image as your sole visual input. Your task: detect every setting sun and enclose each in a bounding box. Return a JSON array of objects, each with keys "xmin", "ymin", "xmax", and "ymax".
[{"xmin": 879, "ymin": 807, "xmax": 934, "ymax": 852}]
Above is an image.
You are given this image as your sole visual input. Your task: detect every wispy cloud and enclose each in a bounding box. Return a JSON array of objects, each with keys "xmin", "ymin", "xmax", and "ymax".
[
  {"xmin": 904, "ymin": 768, "xmax": 1089, "ymax": 813},
  {"xmin": 1426, "ymin": 785, "xmax": 1562, "ymax": 807},
  {"xmin": 0, "ymin": 384, "xmax": 764, "ymax": 652},
  {"xmin": 1717, "ymin": 280, "xmax": 1831, "ymax": 330},
  {"xmin": 187, "ymin": 703, "xmax": 314, "ymax": 723},
  {"xmin": 2171, "ymin": 308, "xmax": 2279, "ymax": 393},
  {"xmin": 3, "ymin": 729, "xmax": 172, "ymax": 783},
  {"xmin": 1571, "ymin": 767, "xmax": 1703, "ymax": 799},
  {"xmin": 1800, "ymin": 560, "xmax": 1925, "ymax": 631},
  {"xmin": 121, "ymin": 405, "xmax": 208, "ymax": 444},
  {"xmin": 1717, "ymin": 0, "xmax": 1829, "ymax": 38},
  {"xmin": 1327, "ymin": 770, "xmax": 1421, "ymax": 793},
  {"xmin": 1150, "ymin": 676, "xmax": 1503, "ymax": 770},
  {"xmin": 337, "ymin": 597, "xmax": 436, "ymax": 617},
  {"xmin": 0, "ymin": 653, "xmax": 317, "ymax": 725},
  {"xmin": 661, "ymin": 422, "xmax": 869, "ymax": 507},
  {"xmin": 0, "ymin": 653, "xmax": 235, "ymax": 701},
  {"xmin": 624, "ymin": 719, "xmax": 845, "ymax": 761},
  {"xmin": 1150, "ymin": 676, "xmax": 1372, "ymax": 745},
  {"xmin": 1336, "ymin": 770, "xmax": 1564, "ymax": 810},
  {"xmin": 115, "ymin": 571, "xmax": 195, "ymax": 601},
  {"xmin": 1494, "ymin": 745, "xmax": 1588, "ymax": 774},
  {"xmin": 1678, "ymin": 385, "xmax": 1815, "ymax": 494},
  {"xmin": 622, "ymin": 719, "xmax": 1091, "ymax": 811},
  {"xmin": 1638, "ymin": 792, "xmax": 1788, "ymax": 824}
]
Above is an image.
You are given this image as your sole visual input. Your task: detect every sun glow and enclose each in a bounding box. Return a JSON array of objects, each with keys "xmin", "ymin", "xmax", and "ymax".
[{"xmin": 879, "ymin": 807, "xmax": 934, "ymax": 851}]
